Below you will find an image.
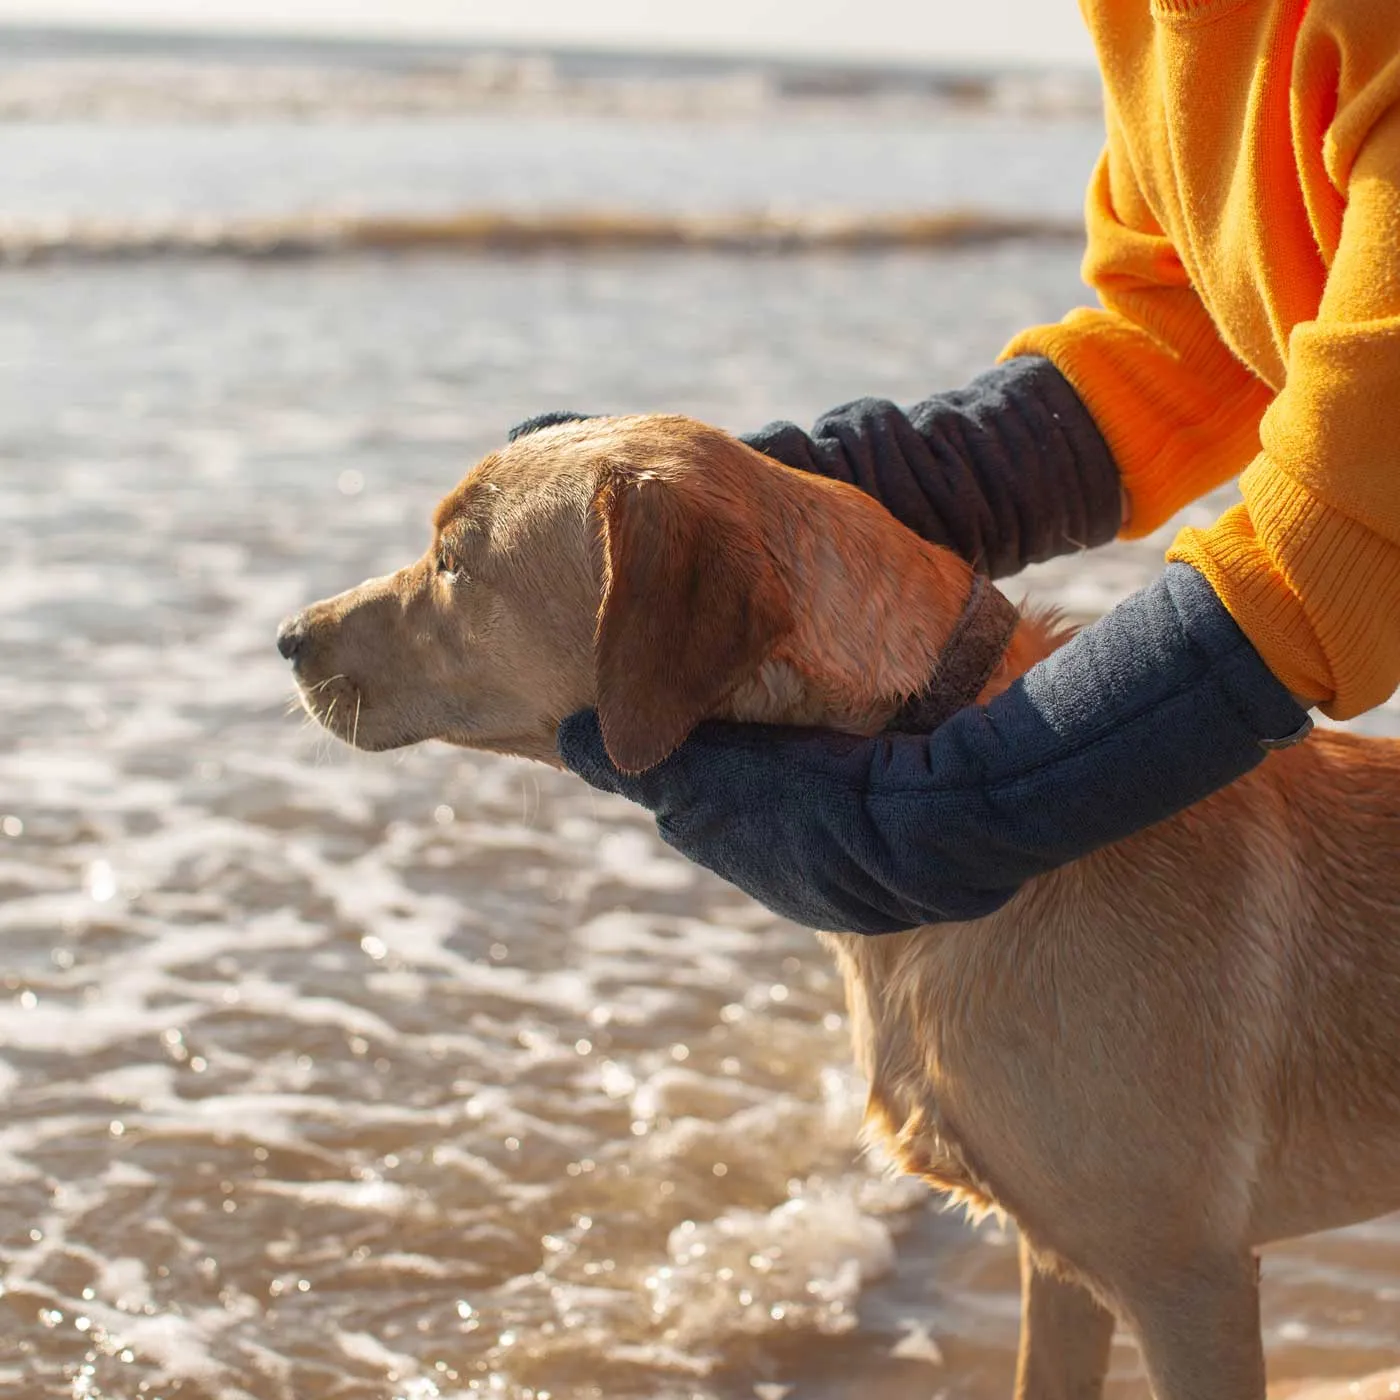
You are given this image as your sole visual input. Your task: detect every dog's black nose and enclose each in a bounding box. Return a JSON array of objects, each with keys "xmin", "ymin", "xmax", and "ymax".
[{"xmin": 276, "ymin": 614, "xmax": 308, "ymax": 662}]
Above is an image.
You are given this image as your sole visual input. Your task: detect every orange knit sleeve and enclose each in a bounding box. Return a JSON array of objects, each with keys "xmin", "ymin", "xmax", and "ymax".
[
  {"xmin": 1168, "ymin": 101, "xmax": 1400, "ymax": 718},
  {"xmin": 1001, "ymin": 108, "xmax": 1273, "ymax": 540}
]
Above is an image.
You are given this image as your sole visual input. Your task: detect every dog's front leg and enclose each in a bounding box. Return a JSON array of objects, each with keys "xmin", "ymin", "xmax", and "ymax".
[
  {"xmin": 1117, "ymin": 1252, "xmax": 1265, "ymax": 1400},
  {"xmin": 1015, "ymin": 1237, "xmax": 1115, "ymax": 1400}
]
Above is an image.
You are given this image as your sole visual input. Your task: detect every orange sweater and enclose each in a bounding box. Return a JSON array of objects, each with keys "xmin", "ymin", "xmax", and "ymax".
[{"xmin": 1004, "ymin": 0, "xmax": 1400, "ymax": 719}]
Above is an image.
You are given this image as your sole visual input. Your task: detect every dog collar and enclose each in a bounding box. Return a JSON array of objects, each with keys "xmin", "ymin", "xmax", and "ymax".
[{"xmin": 885, "ymin": 573, "xmax": 1020, "ymax": 734}]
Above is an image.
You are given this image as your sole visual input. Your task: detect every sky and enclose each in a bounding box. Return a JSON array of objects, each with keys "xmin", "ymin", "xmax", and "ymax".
[{"xmin": 0, "ymin": 0, "xmax": 1097, "ymax": 68}]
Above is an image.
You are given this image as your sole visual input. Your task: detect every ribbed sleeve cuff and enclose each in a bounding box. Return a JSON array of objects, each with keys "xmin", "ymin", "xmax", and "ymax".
[{"xmin": 1167, "ymin": 459, "xmax": 1400, "ymax": 719}]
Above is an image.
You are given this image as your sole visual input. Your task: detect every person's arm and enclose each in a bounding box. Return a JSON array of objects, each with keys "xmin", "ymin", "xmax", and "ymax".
[
  {"xmin": 1166, "ymin": 100, "xmax": 1400, "ymax": 718},
  {"xmin": 560, "ymin": 565, "xmax": 1310, "ymax": 935},
  {"xmin": 740, "ymin": 356, "xmax": 1122, "ymax": 578},
  {"xmin": 511, "ymin": 360, "xmax": 1125, "ymax": 579},
  {"xmin": 1012, "ymin": 62, "xmax": 1400, "ymax": 718},
  {"xmin": 1004, "ymin": 104, "xmax": 1275, "ymax": 539},
  {"xmin": 741, "ymin": 101, "xmax": 1271, "ymax": 577}
]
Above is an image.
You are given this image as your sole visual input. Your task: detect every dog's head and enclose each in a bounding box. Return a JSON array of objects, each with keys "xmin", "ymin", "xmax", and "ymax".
[
  {"xmin": 280, "ymin": 413, "xmax": 996, "ymax": 772},
  {"xmin": 280, "ymin": 415, "xmax": 812, "ymax": 771}
]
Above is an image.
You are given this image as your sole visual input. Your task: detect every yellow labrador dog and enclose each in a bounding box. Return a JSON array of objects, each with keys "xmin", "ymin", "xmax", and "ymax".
[{"xmin": 281, "ymin": 415, "xmax": 1400, "ymax": 1400}]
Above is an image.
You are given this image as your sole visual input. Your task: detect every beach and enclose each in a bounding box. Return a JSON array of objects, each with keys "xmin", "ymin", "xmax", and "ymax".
[{"xmin": 1, "ymin": 32, "xmax": 1397, "ymax": 1400}]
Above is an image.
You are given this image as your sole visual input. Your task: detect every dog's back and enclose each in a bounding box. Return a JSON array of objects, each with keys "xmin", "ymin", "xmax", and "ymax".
[{"xmin": 829, "ymin": 725, "xmax": 1400, "ymax": 1279}]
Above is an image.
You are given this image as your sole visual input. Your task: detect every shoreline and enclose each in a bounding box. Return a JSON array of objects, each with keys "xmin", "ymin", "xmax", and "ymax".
[{"xmin": 0, "ymin": 208, "xmax": 1085, "ymax": 266}]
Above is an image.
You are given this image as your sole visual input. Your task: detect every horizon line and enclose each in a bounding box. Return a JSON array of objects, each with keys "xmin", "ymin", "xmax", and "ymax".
[{"xmin": 0, "ymin": 18, "xmax": 1101, "ymax": 78}]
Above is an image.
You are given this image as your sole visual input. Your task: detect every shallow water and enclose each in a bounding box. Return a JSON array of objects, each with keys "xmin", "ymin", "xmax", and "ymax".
[
  {"xmin": 0, "ymin": 112, "xmax": 1103, "ymax": 228},
  {"xmin": 1, "ymin": 89, "xmax": 1399, "ymax": 1400}
]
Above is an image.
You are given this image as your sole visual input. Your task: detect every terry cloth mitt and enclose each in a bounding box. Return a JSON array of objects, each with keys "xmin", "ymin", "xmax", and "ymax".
[
  {"xmin": 558, "ymin": 564, "xmax": 1311, "ymax": 934},
  {"xmin": 741, "ymin": 355, "xmax": 1122, "ymax": 577}
]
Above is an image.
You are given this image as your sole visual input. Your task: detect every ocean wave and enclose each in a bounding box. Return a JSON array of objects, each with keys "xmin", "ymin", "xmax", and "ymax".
[
  {"xmin": 0, "ymin": 41, "xmax": 1103, "ymax": 123},
  {"xmin": 0, "ymin": 208, "xmax": 1083, "ymax": 264}
]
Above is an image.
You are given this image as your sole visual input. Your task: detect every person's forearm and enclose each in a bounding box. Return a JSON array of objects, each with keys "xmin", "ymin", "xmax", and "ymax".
[
  {"xmin": 558, "ymin": 564, "xmax": 1313, "ymax": 936},
  {"xmin": 741, "ymin": 356, "xmax": 1122, "ymax": 578}
]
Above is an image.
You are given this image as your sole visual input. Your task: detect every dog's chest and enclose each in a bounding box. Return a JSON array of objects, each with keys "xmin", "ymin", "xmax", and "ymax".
[
  {"xmin": 824, "ymin": 935, "xmax": 1009, "ymax": 1219},
  {"xmin": 863, "ymin": 1068, "xmax": 1006, "ymax": 1220}
]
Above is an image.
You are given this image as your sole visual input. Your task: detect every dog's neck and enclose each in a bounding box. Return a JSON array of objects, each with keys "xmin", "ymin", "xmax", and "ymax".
[{"xmin": 715, "ymin": 474, "xmax": 1063, "ymax": 733}]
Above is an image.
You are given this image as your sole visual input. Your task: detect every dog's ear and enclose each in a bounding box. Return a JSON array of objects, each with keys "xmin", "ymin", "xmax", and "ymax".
[{"xmin": 594, "ymin": 468, "xmax": 794, "ymax": 774}]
